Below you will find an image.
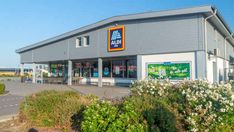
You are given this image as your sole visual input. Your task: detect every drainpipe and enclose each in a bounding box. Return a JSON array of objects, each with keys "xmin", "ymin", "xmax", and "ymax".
[{"xmin": 204, "ymin": 9, "xmax": 217, "ymax": 79}]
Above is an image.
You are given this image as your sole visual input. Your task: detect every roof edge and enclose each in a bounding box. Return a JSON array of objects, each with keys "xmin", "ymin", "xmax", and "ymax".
[{"xmin": 16, "ymin": 5, "xmax": 214, "ymax": 53}]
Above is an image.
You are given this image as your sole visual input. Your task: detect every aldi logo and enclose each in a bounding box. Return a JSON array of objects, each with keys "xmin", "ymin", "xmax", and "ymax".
[{"xmin": 108, "ymin": 25, "xmax": 125, "ymax": 52}]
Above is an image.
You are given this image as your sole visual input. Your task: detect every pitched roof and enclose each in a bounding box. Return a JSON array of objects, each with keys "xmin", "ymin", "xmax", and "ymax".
[{"xmin": 16, "ymin": 5, "xmax": 234, "ymax": 53}]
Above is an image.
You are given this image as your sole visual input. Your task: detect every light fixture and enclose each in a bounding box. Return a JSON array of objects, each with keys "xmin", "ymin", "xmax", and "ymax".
[{"xmin": 208, "ymin": 50, "xmax": 214, "ymax": 60}]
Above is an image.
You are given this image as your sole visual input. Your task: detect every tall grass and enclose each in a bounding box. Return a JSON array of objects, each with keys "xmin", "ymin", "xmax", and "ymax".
[
  {"xmin": 0, "ymin": 83, "xmax": 5, "ymax": 94},
  {"xmin": 19, "ymin": 90, "xmax": 94, "ymax": 130}
]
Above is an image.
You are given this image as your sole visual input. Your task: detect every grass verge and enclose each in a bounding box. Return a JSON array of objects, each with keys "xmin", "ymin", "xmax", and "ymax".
[{"xmin": 19, "ymin": 90, "xmax": 95, "ymax": 131}]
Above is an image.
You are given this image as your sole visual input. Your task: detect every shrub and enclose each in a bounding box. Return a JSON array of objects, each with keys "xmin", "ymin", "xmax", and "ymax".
[
  {"xmin": 108, "ymin": 100, "xmax": 146, "ymax": 131},
  {"xmin": 126, "ymin": 95, "xmax": 179, "ymax": 132},
  {"xmin": 229, "ymin": 80, "xmax": 234, "ymax": 91},
  {"xmin": 131, "ymin": 79, "xmax": 172, "ymax": 97},
  {"xmin": 81, "ymin": 100, "xmax": 146, "ymax": 131},
  {"xmin": 144, "ymin": 101, "xmax": 177, "ymax": 132},
  {"xmin": 81, "ymin": 101, "xmax": 118, "ymax": 131},
  {"xmin": 131, "ymin": 80, "xmax": 234, "ymax": 131},
  {"xmin": 175, "ymin": 80, "xmax": 234, "ymax": 131},
  {"xmin": 213, "ymin": 112, "xmax": 234, "ymax": 131},
  {"xmin": 19, "ymin": 90, "xmax": 93, "ymax": 130},
  {"xmin": 0, "ymin": 83, "xmax": 5, "ymax": 94},
  {"xmin": 19, "ymin": 80, "xmax": 234, "ymax": 131}
]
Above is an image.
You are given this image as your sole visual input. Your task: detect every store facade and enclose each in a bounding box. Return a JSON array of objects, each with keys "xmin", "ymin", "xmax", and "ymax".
[{"xmin": 16, "ymin": 6, "xmax": 234, "ymax": 87}]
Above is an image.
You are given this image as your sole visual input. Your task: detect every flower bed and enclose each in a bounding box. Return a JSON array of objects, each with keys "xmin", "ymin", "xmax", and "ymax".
[
  {"xmin": 131, "ymin": 80, "xmax": 234, "ymax": 131},
  {"xmin": 20, "ymin": 80, "xmax": 234, "ymax": 131}
]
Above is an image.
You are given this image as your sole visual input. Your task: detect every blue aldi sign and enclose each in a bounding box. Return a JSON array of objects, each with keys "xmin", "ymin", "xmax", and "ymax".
[{"xmin": 108, "ymin": 25, "xmax": 125, "ymax": 52}]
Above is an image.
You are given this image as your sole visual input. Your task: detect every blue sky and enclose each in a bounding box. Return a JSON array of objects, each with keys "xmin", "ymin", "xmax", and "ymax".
[{"xmin": 0, "ymin": 0, "xmax": 233, "ymax": 68}]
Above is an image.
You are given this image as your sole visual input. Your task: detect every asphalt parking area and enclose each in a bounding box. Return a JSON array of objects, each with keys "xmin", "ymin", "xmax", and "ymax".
[
  {"xmin": 0, "ymin": 81, "xmax": 130, "ymax": 120},
  {"xmin": 0, "ymin": 94, "xmax": 23, "ymax": 117}
]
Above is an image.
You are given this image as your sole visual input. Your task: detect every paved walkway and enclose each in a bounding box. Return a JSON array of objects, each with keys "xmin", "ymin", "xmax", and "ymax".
[
  {"xmin": 69, "ymin": 85, "xmax": 130, "ymax": 98},
  {"xmin": 4, "ymin": 81, "xmax": 130, "ymax": 97},
  {"xmin": 0, "ymin": 94, "xmax": 23, "ymax": 118},
  {"xmin": 0, "ymin": 81, "xmax": 130, "ymax": 121},
  {"xmin": 5, "ymin": 81, "xmax": 73, "ymax": 96}
]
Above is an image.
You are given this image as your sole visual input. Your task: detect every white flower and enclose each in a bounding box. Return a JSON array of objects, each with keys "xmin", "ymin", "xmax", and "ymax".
[
  {"xmin": 231, "ymin": 95, "xmax": 234, "ymax": 101},
  {"xmin": 220, "ymin": 108, "xmax": 226, "ymax": 112},
  {"xmin": 230, "ymin": 102, "xmax": 234, "ymax": 107}
]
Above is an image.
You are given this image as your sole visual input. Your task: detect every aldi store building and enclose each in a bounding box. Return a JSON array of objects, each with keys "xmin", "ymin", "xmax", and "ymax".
[{"xmin": 16, "ymin": 6, "xmax": 234, "ymax": 87}]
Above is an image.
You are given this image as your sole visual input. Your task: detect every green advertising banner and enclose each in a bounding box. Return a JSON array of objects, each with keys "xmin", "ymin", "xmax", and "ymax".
[{"xmin": 147, "ymin": 62, "xmax": 191, "ymax": 80}]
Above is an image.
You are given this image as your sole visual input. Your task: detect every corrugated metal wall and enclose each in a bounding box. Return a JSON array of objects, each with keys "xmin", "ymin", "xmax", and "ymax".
[{"xmin": 20, "ymin": 14, "xmax": 204, "ymax": 63}]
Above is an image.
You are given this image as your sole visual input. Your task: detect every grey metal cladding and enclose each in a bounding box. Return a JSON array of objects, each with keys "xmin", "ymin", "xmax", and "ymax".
[
  {"xmin": 207, "ymin": 22, "xmax": 218, "ymax": 53},
  {"xmin": 20, "ymin": 51, "xmax": 33, "ymax": 63},
  {"xmin": 98, "ymin": 15, "xmax": 202, "ymax": 57},
  {"xmin": 69, "ymin": 15, "xmax": 202, "ymax": 59},
  {"xmin": 195, "ymin": 51, "xmax": 206, "ymax": 78},
  {"xmin": 20, "ymin": 14, "xmax": 202, "ymax": 63},
  {"xmin": 16, "ymin": 5, "xmax": 214, "ymax": 53},
  {"xmin": 33, "ymin": 40, "xmax": 68, "ymax": 62},
  {"xmin": 206, "ymin": 21, "xmax": 234, "ymax": 60},
  {"xmin": 197, "ymin": 14, "xmax": 205, "ymax": 50},
  {"xmin": 69, "ymin": 32, "xmax": 99, "ymax": 60},
  {"xmin": 227, "ymin": 41, "xmax": 234, "ymax": 60}
]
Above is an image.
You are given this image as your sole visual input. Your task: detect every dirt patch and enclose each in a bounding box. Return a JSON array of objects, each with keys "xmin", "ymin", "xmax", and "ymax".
[
  {"xmin": 0, "ymin": 117, "xmax": 24, "ymax": 132},
  {"xmin": 0, "ymin": 118, "xmax": 66, "ymax": 132}
]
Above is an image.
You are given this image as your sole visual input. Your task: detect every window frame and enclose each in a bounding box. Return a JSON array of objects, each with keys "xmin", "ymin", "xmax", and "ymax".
[
  {"xmin": 83, "ymin": 36, "xmax": 90, "ymax": 47},
  {"xmin": 75, "ymin": 37, "xmax": 82, "ymax": 48}
]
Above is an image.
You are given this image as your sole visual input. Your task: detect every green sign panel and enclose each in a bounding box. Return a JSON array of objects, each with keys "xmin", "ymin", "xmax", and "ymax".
[{"xmin": 147, "ymin": 62, "xmax": 191, "ymax": 80}]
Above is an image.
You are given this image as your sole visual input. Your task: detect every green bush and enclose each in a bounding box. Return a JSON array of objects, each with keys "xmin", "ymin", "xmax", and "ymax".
[
  {"xmin": 80, "ymin": 94, "xmax": 178, "ymax": 132},
  {"xmin": 130, "ymin": 80, "xmax": 234, "ymax": 131},
  {"xmin": 213, "ymin": 112, "xmax": 234, "ymax": 131},
  {"xmin": 126, "ymin": 95, "xmax": 179, "ymax": 132},
  {"xmin": 230, "ymin": 80, "xmax": 234, "ymax": 91},
  {"xmin": 19, "ymin": 90, "xmax": 93, "ymax": 130},
  {"xmin": 81, "ymin": 101, "xmax": 118, "ymax": 131},
  {"xmin": 81, "ymin": 100, "xmax": 146, "ymax": 132},
  {"xmin": 0, "ymin": 83, "xmax": 5, "ymax": 94},
  {"xmin": 108, "ymin": 100, "xmax": 146, "ymax": 131},
  {"xmin": 19, "ymin": 80, "xmax": 234, "ymax": 131},
  {"xmin": 144, "ymin": 102, "xmax": 177, "ymax": 132}
]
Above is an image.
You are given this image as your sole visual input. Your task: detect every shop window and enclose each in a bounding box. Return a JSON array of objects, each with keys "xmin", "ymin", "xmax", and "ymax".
[
  {"xmin": 57, "ymin": 64, "xmax": 64, "ymax": 77},
  {"xmin": 112, "ymin": 60, "xmax": 124, "ymax": 78},
  {"xmin": 72, "ymin": 59, "xmax": 136, "ymax": 79},
  {"xmin": 127, "ymin": 59, "xmax": 137, "ymax": 78},
  {"xmin": 91, "ymin": 61, "xmax": 98, "ymax": 77},
  {"xmin": 73, "ymin": 61, "xmax": 98, "ymax": 78},
  {"xmin": 103, "ymin": 61, "xmax": 111, "ymax": 77},
  {"xmin": 76, "ymin": 37, "xmax": 82, "ymax": 48},
  {"xmin": 50, "ymin": 63, "xmax": 68, "ymax": 77},
  {"xmin": 50, "ymin": 64, "xmax": 58, "ymax": 77},
  {"xmin": 83, "ymin": 62, "xmax": 91, "ymax": 77},
  {"xmin": 73, "ymin": 63, "xmax": 82, "ymax": 77}
]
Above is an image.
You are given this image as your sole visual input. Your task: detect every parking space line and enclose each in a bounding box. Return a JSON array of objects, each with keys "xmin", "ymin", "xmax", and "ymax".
[{"xmin": 0, "ymin": 104, "xmax": 19, "ymax": 109}]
